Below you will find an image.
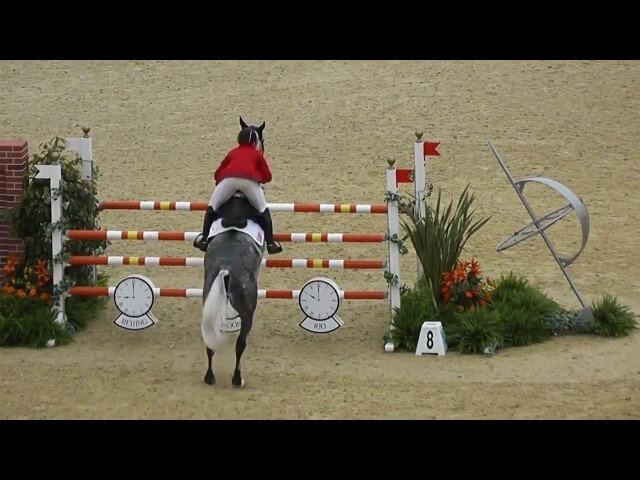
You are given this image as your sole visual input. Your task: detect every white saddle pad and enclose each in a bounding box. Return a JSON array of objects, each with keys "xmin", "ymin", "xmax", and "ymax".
[{"xmin": 208, "ymin": 218, "xmax": 264, "ymax": 247}]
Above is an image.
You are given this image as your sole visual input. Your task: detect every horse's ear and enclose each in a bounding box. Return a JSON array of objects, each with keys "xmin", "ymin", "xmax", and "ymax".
[
  {"xmin": 239, "ymin": 116, "xmax": 248, "ymax": 129},
  {"xmin": 258, "ymin": 121, "xmax": 265, "ymax": 132}
]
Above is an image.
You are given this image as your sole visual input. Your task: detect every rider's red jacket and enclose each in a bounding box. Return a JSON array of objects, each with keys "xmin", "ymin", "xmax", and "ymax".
[{"xmin": 214, "ymin": 144, "xmax": 272, "ymax": 184}]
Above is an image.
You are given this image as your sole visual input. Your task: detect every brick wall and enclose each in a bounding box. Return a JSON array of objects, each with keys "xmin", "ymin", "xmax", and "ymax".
[{"xmin": 0, "ymin": 140, "xmax": 28, "ymax": 285}]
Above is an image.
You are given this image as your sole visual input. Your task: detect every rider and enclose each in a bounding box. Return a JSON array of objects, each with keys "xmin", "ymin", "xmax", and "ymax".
[{"xmin": 193, "ymin": 125, "xmax": 283, "ymax": 254}]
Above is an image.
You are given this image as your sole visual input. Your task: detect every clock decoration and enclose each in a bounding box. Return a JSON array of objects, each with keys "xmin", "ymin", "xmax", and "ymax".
[
  {"xmin": 113, "ymin": 274, "xmax": 158, "ymax": 331},
  {"xmin": 298, "ymin": 277, "xmax": 344, "ymax": 333}
]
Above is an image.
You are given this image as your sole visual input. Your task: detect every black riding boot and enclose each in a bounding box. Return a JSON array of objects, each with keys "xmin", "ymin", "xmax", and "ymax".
[
  {"xmin": 261, "ymin": 208, "xmax": 282, "ymax": 254},
  {"xmin": 193, "ymin": 207, "xmax": 215, "ymax": 252}
]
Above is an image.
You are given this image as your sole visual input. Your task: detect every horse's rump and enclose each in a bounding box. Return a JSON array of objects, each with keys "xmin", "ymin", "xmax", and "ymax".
[{"xmin": 203, "ymin": 230, "xmax": 263, "ymax": 304}]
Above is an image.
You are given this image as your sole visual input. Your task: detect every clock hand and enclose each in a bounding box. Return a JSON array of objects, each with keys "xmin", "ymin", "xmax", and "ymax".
[{"xmin": 132, "ymin": 282, "xmax": 135, "ymax": 298}]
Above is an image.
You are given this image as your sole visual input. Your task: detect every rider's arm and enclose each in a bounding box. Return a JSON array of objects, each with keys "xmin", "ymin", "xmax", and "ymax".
[
  {"xmin": 214, "ymin": 154, "xmax": 232, "ymax": 183},
  {"xmin": 256, "ymin": 152, "xmax": 272, "ymax": 183}
]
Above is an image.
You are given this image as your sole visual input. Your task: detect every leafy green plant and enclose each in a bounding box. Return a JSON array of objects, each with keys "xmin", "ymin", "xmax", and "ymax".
[
  {"xmin": 0, "ymin": 295, "xmax": 71, "ymax": 348},
  {"xmin": 401, "ymin": 184, "xmax": 490, "ymax": 304},
  {"xmin": 590, "ymin": 294, "xmax": 637, "ymax": 337},
  {"xmin": 495, "ymin": 303, "xmax": 552, "ymax": 346},
  {"xmin": 387, "ymin": 281, "xmax": 439, "ymax": 351},
  {"xmin": 445, "ymin": 307, "xmax": 503, "ymax": 354},
  {"xmin": 489, "ymin": 272, "xmax": 531, "ymax": 303},
  {"xmin": 491, "ymin": 273, "xmax": 559, "ymax": 318},
  {"xmin": 489, "ymin": 273, "xmax": 558, "ymax": 347}
]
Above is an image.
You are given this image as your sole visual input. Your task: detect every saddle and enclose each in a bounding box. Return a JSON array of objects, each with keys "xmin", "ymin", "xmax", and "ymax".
[{"xmin": 215, "ymin": 192, "xmax": 264, "ymax": 230}]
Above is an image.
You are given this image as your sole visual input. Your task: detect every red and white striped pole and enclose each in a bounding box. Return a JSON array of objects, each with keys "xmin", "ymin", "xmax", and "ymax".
[
  {"xmin": 66, "ymin": 230, "xmax": 386, "ymax": 243},
  {"xmin": 70, "ymin": 286, "xmax": 388, "ymax": 300},
  {"xmin": 97, "ymin": 201, "xmax": 388, "ymax": 213},
  {"xmin": 69, "ymin": 256, "xmax": 386, "ymax": 269}
]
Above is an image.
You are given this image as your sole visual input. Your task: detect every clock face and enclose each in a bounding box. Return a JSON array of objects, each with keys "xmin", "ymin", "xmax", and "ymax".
[
  {"xmin": 114, "ymin": 277, "xmax": 154, "ymax": 318},
  {"xmin": 299, "ymin": 280, "xmax": 339, "ymax": 321}
]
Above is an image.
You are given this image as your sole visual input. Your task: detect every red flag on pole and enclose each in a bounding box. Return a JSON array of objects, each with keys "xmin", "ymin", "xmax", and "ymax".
[
  {"xmin": 396, "ymin": 169, "xmax": 414, "ymax": 185},
  {"xmin": 423, "ymin": 141, "xmax": 441, "ymax": 156}
]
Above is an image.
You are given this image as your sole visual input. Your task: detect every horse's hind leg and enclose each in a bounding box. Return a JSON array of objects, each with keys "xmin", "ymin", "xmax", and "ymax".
[
  {"xmin": 204, "ymin": 347, "xmax": 215, "ymax": 385},
  {"xmin": 232, "ymin": 314, "xmax": 253, "ymax": 387}
]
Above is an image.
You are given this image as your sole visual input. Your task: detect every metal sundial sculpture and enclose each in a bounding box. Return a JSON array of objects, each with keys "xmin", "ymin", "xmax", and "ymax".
[{"xmin": 487, "ymin": 140, "xmax": 593, "ymax": 321}]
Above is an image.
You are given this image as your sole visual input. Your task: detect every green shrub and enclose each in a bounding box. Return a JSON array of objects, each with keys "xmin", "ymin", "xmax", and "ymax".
[
  {"xmin": 590, "ymin": 294, "xmax": 637, "ymax": 337},
  {"xmin": 495, "ymin": 302, "xmax": 552, "ymax": 346},
  {"xmin": 445, "ymin": 307, "xmax": 503, "ymax": 354},
  {"xmin": 489, "ymin": 273, "xmax": 558, "ymax": 347},
  {"xmin": 0, "ymin": 295, "xmax": 71, "ymax": 348},
  {"xmin": 490, "ymin": 272, "xmax": 531, "ymax": 304},
  {"xmin": 387, "ymin": 282, "xmax": 440, "ymax": 351},
  {"xmin": 491, "ymin": 273, "xmax": 559, "ymax": 317}
]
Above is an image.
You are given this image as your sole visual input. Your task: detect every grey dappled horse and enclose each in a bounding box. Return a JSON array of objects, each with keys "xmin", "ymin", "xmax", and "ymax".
[{"xmin": 200, "ymin": 117, "xmax": 266, "ymax": 387}]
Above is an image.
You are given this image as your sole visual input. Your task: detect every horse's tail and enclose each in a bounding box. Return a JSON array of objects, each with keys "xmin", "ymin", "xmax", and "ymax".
[{"xmin": 201, "ymin": 269, "xmax": 229, "ymax": 351}]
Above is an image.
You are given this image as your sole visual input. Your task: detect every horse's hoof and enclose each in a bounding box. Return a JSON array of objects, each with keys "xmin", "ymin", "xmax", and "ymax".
[
  {"xmin": 204, "ymin": 372, "xmax": 215, "ymax": 385},
  {"xmin": 232, "ymin": 376, "xmax": 245, "ymax": 388}
]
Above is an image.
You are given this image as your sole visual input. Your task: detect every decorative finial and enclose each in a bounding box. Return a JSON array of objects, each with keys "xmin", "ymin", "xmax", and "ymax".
[
  {"xmin": 387, "ymin": 158, "xmax": 396, "ymax": 168},
  {"xmin": 82, "ymin": 126, "xmax": 91, "ymax": 137},
  {"xmin": 415, "ymin": 131, "xmax": 423, "ymax": 141}
]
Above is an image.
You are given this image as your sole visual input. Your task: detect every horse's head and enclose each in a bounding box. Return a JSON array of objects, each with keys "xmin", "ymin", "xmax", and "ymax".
[{"xmin": 238, "ymin": 116, "xmax": 265, "ymax": 152}]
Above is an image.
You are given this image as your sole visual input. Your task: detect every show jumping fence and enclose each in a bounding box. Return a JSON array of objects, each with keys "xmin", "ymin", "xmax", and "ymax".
[{"xmin": 29, "ymin": 128, "xmax": 440, "ymax": 352}]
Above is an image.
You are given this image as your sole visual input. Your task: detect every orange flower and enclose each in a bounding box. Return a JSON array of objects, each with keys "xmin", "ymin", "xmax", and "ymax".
[
  {"xmin": 40, "ymin": 292, "xmax": 51, "ymax": 302},
  {"xmin": 442, "ymin": 271, "xmax": 454, "ymax": 283},
  {"xmin": 6, "ymin": 286, "xmax": 15, "ymax": 294},
  {"xmin": 454, "ymin": 265, "xmax": 467, "ymax": 282},
  {"xmin": 456, "ymin": 305, "xmax": 464, "ymax": 312},
  {"xmin": 29, "ymin": 288, "xmax": 37, "ymax": 297},
  {"xmin": 479, "ymin": 299, "xmax": 487, "ymax": 307},
  {"xmin": 469, "ymin": 305, "xmax": 476, "ymax": 313},
  {"xmin": 37, "ymin": 274, "xmax": 51, "ymax": 285},
  {"xmin": 4, "ymin": 257, "xmax": 17, "ymax": 269},
  {"xmin": 15, "ymin": 289, "xmax": 26, "ymax": 298},
  {"xmin": 470, "ymin": 258, "xmax": 481, "ymax": 276},
  {"xmin": 465, "ymin": 290, "xmax": 473, "ymax": 299}
]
